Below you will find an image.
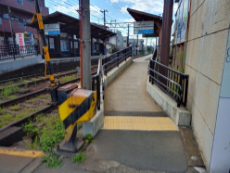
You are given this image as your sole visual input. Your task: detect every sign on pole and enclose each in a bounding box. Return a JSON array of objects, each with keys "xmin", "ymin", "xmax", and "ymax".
[
  {"xmin": 134, "ymin": 21, "xmax": 154, "ymax": 34},
  {"xmin": 44, "ymin": 23, "xmax": 60, "ymax": 35}
]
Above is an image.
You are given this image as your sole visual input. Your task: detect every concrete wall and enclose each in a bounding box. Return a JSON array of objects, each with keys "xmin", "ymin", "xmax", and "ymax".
[
  {"xmin": 0, "ymin": 55, "xmax": 42, "ymax": 74},
  {"xmin": 185, "ymin": 0, "xmax": 230, "ymax": 171}
]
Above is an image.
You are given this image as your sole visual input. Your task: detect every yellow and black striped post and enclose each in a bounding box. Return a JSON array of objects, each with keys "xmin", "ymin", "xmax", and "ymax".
[
  {"xmin": 57, "ymin": 84, "xmax": 97, "ymax": 152},
  {"xmin": 35, "ymin": 0, "xmax": 57, "ymax": 102}
]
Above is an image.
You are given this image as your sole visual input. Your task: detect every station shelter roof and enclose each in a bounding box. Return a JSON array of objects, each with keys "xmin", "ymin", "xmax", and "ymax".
[
  {"xmin": 27, "ymin": 12, "xmax": 116, "ymax": 41},
  {"xmin": 127, "ymin": 8, "xmax": 162, "ymax": 37}
]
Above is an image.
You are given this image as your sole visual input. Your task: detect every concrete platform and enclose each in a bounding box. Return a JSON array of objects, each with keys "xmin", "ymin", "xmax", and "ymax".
[
  {"xmin": 94, "ymin": 130, "xmax": 188, "ymax": 173},
  {"xmin": 98, "ymin": 60, "xmax": 188, "ymax": 172},
  {"xmin": 105, "ymin": 61, "xmax": 162, "ymax": 112}
]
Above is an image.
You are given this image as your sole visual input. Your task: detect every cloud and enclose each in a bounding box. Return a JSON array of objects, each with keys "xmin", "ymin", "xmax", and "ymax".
[
  {"xmin": 90, "ymin": 5, "xmax": 102, "ymax": 16},
  {"xmin": 111, "ymin": 0, "xmax": 164, "ymax": 15},
  {"xmin": 53, "ymin": 4, "xmax": 102, "ymax": 19},
  {"xmin": 53, "ymin": 5, "xmax": 79, "ymax": 17},
  {"xmin": 120, "ymin": 6, "xmax": 128, "ymax": 14}
]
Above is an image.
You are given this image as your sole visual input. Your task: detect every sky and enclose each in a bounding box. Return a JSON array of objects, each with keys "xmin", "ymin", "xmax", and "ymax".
[{"xmin": 45, "ymin": 0, "xmax": 178, "ymax": 46}]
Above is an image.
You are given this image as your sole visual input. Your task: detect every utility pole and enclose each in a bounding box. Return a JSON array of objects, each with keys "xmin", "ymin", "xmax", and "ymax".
[
  {"xmin": 100, "ymin": 10, "xmax": 108, "ymax": 29},
  {"xmin": 160, "ymin": 0, "xmax": 173, "ymax": 66},
  {"xmin": 127, "ymin": 24, "xmax": 129, "ymax": 47},
  {"xmin": 136, "ymin": 34, "xmax": 138, "ymax": 55},
  {"xmin": 79, "ymin": 0, "xmax": 91, "ymax": 90},
  {"xmin": 8, "ymin": 6, "xmax": 16, "ymax": 60},
  {"xmin": 35, "ymin": 0, "xmax": 57, "ymax": 102}
]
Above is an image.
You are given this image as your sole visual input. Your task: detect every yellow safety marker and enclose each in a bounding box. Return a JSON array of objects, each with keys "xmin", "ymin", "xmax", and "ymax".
[
  {"xmin": 0, "ymin": 148, "xmax": 45, "ymax": 158},
  {"xmin": 36, "ymin": 13, "xmax": 44, "ymax": 29},
  {"xmin": 103, "ymin": 116, "xmax": 178, "ymax": 131}
]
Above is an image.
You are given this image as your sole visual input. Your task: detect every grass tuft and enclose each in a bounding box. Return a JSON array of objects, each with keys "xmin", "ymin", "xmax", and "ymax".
[
  {"xmin": 9, "ymin": 104, "xmax": 20, "ymax": 111},
  {"xmin": 72, "ymin": 153, "xmax": 87, "ymax": 163},
  {"xmin": 1, "ymin": 86, "xmax": 20, "ymax": 98},
  {"xmin": 41, "ymin": 152, "xmax": 63, "ymax": 168}
]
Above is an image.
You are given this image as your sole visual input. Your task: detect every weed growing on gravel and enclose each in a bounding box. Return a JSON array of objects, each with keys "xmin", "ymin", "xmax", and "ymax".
[
  {"xmin": 1, "ymin": 86, "xmax": 20, "ymax": 98},
  {"xmin": 26, "ymin": 98, "xmax": 37, "ymax": 103},
  {"xmin": 41, "ymin": 152, "xmax": 63, "ymax": 168},
  {"xmin": 25, "ymin": 136, "xmax": 38, "ymax": 150},
  {"xmin": 24, "ymin": 81, "xmax": 28, "ymax": 88},
  {"xmin": 84, "ymin": 134, "xmax": 94, "ymax": 144},
  {"xmin": 72, "ymin": 153, "xmax": 87, "ymax": 163},
  {"xmin": 59, "ymin": 76, "xmax": 75, "ymax": 83},
  {"xmin": 3, "ymin": 81, "xmax": 14, "ymax": 87},
  {"xmin": 22, "ymin": 122, "xmax": 39, "ymax": 136},
  {"xmin": 38, "ymin": 94, "xmax": 50, "ymax": 99},
  {"xmin": 0, "ymin": 114, "xmax": 12, "ymax": 128},
  {"xmin": 39, "ymin": 118, "xmax": 64, "ymax": 153},
  {"xmin": 9, "ymin": 104, "xmax": 20, "ymax": 111},
  {"xmin": 7, "ymin": 95, "xmax": 17, "ymax": 99}
]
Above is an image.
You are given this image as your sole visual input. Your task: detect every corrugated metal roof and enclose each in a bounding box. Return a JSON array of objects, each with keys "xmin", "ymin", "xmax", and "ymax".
[{"xmin": 26, "ymin": 11, "xmax": 116, "ymax": 40}]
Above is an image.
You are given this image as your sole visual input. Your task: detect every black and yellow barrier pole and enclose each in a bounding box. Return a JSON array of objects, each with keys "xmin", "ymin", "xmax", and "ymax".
[
  {"xmin": 35, "ymin": 0, "xmax": 57, "ymax": 102},
  {"xmin": 57, "ymin": 85, "xmax": 97, "ymax": 152}
]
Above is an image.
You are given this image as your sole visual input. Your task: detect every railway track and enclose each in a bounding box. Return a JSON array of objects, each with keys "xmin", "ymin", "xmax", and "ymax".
[{"xmin": 0, "ymin": 68, "xmax": 97, "ymax": 147}]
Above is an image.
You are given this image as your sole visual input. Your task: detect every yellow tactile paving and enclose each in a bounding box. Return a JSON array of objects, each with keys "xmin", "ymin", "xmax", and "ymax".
[
  {"xmin": 103, "ymin": 116, "xmax": 178, "ymax": 131},
  {"xmin": 0, "ymin": 148, "xmax": 45, "ymax": 158}
]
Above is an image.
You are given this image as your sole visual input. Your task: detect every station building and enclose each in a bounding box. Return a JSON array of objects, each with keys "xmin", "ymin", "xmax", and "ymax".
[{"xmin": 27, "ymin": 12, "xmax": 116, "ymax": 58}]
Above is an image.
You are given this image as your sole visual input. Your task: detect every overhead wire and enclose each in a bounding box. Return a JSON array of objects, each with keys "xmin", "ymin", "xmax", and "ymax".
[{"xmin": 45, "ymin": 0, "xmax": 101, "ymax": 20}]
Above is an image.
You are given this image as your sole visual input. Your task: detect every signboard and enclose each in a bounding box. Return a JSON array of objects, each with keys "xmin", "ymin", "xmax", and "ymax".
[
  {"xmin": 134, "ymin": 21, "xmax": 154, "ymax": 34},
  {"xmin": 142, "ymin": 34, "xmax": 155, "ymax": 38},
  {"xmin": 175, "ymin": 0, "xmax": 190, "ymax": 44},
  {"xmin": 16, "ymin": 33, "xmax": 25, "ymax": 51},
  {"xmin": 44, "ymin": 23, "xmax": 60, "ymax": 35}
]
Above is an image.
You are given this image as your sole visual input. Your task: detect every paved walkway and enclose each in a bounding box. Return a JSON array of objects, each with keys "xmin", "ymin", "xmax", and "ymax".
[
  {"xmin": 0, "ymin": 57, "xmax": 196, "ymax": 173},
  {"xmin": 93, "ymin": 60, "xmax": 188, "ymax": 172}
]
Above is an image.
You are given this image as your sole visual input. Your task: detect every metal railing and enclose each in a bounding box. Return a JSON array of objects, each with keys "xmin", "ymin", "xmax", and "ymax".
[
  {"xmin": 148, "ymin": 48, "xmax": 189, "ymax": 107},
  {"xmin": 0, "ymin": 45, "xmax": 39, "ymax": 60},
  {"xmin": 92, "ymin": 57, "xmax": 101, "ymax": 110},
  {"xmin": 102, "ymin": 46, "xmax": 132, "ymax": 76}
]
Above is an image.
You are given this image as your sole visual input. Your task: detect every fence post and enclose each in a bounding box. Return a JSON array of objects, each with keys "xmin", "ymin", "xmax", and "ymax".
[
  {"xmin": 117, "ymin": 52, "xmax": 119, "ymax": 67},
  {"xmin": 125, "ymin": 48, "xmax": 127, "ymax": 61},
  {"xmin": 13, "ymin": 44, "xmax": 16, "ymax": 60},
  {"xmin": 92, "ymin": 78, "xmax": 95, "ymax": 90},
  {"xmin": 184, "ymin": 76, "xmax": 189, "ymax": 107}
]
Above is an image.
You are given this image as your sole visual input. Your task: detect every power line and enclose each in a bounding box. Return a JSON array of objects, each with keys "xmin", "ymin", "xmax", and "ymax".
[
  {"xmin": 108, "ymin": 0, "xmax": 130, "ymax": 20},
  {"xmin": 46, "ymin": 0, "xmax": 101, "ymax": 20},
  {"xmin": 110, "ymin": 0, "xmax": 130, "ymax": 19}
]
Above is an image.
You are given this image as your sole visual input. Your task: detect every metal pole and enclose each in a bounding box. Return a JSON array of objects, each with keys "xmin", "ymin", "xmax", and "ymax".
[
  {"xmin": 79, "ymin": 0, "xmax": 91, "ymax": 90},
  {"xmin": 8, "ymin": 6, "xmax": 16, "ymax": 60},
  {"xmin": 35, "ymin": 0, "xmax": 57, "ymax": 102},
  {"xmin": 104, "ymin": 10, "xmax": 106, "ymax": 28},
  {"xmin": 136, "ymin": 34, "xmax": 138, "ymax": 55},
  {"xmin": 160, "ymin": 0, "xmax": 173, "ymax": 66},
  {"xmin": 127, "ymin": 24, "xmax": 129, "ymax": 47}
]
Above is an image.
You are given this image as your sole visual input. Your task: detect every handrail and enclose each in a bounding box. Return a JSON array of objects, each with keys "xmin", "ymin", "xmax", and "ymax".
[
  {"xmin": 92, "ymin": 58, "xmax": 101, "ymax": 110},
  {"xmin": 148, "ymin": 51, "xmax": 189, "ymax": 107}
]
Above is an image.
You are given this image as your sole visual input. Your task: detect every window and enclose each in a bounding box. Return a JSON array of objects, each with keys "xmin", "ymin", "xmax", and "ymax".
[
  {"xmin": 19, "ymin": 21, "xmax": 25, "ymax": 28},
  {"xmin": 8, "ymin": 37, "xmax": 13, "ymax": 45},
  {"xmin": 74, "ymin": 42, "xmax": 78, "ymax": 49},
  {"xmin": 3, "ymin": 14, "xmax": 9, "ymax": 19},
  {"xmin": 70, "ymin": 41, "xmax": 73, "ymax": 49},
  {"xmin": 61, "ymin": 40, "xmax": 69, "ymax": 51},
  {"xmin": 49, "ymin": 38, "xmax": 54, "ymax": 49},
  {"xmin": 25, "ymin": 19, "xmax": 31, "ymax": 23},
  {"xmin": 1, "ymin": 37, "xmax": 4, "ymax": 46},
  {"xmin": 17, "ymin": 0, "xmax": 23, "ymax": 5},
  {"xmin": 27, "ymin": 0, "xmax": 34, "ymax": 2}
]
